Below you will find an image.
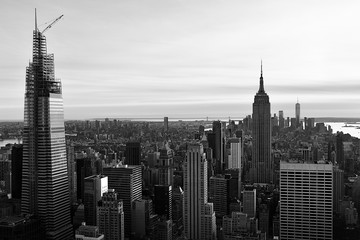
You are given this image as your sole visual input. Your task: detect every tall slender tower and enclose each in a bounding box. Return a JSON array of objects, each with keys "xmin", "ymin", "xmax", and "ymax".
[
  {"xmin": 295, "ymin": 100, "xmax": 300, "ymax": 128},
  {"xmin": 251, "ymin": 62, "xmax": 273, "ymax": 183},
  {"xmin": 21, "ymin": 11, "xmax": 72, "ymax": 239}
]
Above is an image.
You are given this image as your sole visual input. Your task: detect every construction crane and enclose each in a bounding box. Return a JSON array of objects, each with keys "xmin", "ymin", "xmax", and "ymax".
[
  {"xmin": 41, "ymin": 14, "xmax": 64, "ymax": 34},
  {"xmin": 35, "ymin": 9, "xmax": 63, "ymax": 34}
]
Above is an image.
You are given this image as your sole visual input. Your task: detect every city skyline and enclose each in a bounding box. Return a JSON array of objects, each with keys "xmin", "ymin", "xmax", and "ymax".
[{"xmin": 1, "ymin": 0, "xmax": 360, "ymax": 120}]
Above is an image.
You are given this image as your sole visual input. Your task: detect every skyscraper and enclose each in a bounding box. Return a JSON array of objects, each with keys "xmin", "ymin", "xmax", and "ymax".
[
  {"xmin": 97, "ymin": 189, "xmax": 124, "ymax": 240},
  {"xmin": 278, "ymin": 110, "xmax": 284, "ymax": 129},
  {"xmin": 183, "ymin": 143, "xmax": 216, "ymax": 239},
  {"xmin": 251, "ymin": 63, "xmax": 273, "ymax": 183},
  {"xmin": 212, "ymin": 121, "xmax": 224, "ymax": 174},
  {"xmin": 21, "ymin": 11, "xmax": 72, "ymax": 239},
  {"xmin": 84, "ymin": 175, "xmax": 108, "ymax": 226},
  {"xmin": 295, "ymin": 100, "xmax": 300, "ymax": 128},
  {"xmin": 102, "ymin": 165, "xmax": 142, "ymax": 238},
  {"xmin": 280, "ymin": 161, "xmax": 333, "ymax": 240}
]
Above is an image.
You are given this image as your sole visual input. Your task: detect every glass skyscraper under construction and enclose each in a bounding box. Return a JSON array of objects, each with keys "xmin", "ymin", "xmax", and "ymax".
[{"xmin": 21, "ymin": 12, "xmax": 73, "ymax": 240}]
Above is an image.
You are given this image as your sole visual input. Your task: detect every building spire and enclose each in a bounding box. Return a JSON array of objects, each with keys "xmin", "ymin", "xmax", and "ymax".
[
  {"xmin": 35, "ymin": 8, "xmax": 38, "ymax": 32},
  {"xmin": 258, "ymin": 60, "xmax": 265, "ymax": 93}
]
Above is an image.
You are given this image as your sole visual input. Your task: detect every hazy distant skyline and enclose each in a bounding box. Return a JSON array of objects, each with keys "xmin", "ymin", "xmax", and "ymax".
[{"xmin": 1, "ymin": 0, "xmax": 360, "ymax": 120}]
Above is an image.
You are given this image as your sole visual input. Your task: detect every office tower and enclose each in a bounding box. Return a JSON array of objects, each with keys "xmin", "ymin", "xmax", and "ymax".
[
  {"xmin": 125, "ymin": 142, "xmax": 141, "ymax": 165},
  {"xmin": 228, "ymin": 138, "xmax": 242, "ymax": 198},
  {"xmin": 333, "ymin": 166, "xmax": 344, "ymax": 214},
  {"xmin": 11, "ymin": 144, "xmax": 22, "ymax": 199},
  {"xmin": 251, "ymin": 63, "xmax": 272, "ymax": 183},
  {"xmin": 132, "ymin": 199, "xmax": 158, "ymax": 239},
  {"xmin": 279, "ymin": 110, "xmax": 284, "ymax": 129},
  {"xmin": 243, "ymin": 189, "xmax": 256, "ymax": 218},
  {"xmin": 102, "ymin": 165, "xmax": 141, "ymax": 238},
  {"xmin": 66, "ymin": 141, "xmax": 77, "ymax": 204},
  {"xmin": 97, "ymin": 189, "xmax": 124, "ymax": 240},
  {"xmin": 158, "ymin": 148, "xmax": 173, "ymax": 186},
  {"xmin": 21, "ymin": 12, "xmax": 72, "ymax": 239},
  {"xmin": 75, "ymin": 223, "xmax": 104, "ymax": 240},
  {"xmin": 183, "ymin": 143, "xmax": 216, "ymax": 239},
  {"xmin": 295, "ymin": 100, "xmax": 300, "ymax": 127},
  {"xmin": 154, "ymin": 185, "xmax": 172, "ymax": 220},
  {"xmin": 280, "ymin": 161, "xmax": 333, "ymax": 240},
  {"xmin": 307, "ymin": 118, "xmax": 315, "ymax": 129},
  {"xmin": 84, "ymin": 175, "xmax": 108, "ymax": 226},
  {"xmin": 164, "ymin": 117, "xmax": 169, "ymax": 132},
  {"xmin": 76, "ymin": 157, "xmax": 97, "ymax": 201},
  {"xmin": 212, "ymin": 121, "xmax": 224, "ymax": 174},
  {"xmin": 209, "ymin": 175, "xmax": 230, "ymax": 217}
]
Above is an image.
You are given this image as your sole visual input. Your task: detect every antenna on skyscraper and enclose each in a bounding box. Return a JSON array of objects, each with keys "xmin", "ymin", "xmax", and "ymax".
[{"xmin": 35, "ymin": 8, "xmax": 38, "ymax": 32}]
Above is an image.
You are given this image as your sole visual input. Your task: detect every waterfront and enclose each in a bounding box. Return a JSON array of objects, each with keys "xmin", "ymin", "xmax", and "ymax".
[{"xmin": 325, "ymin": 122, "xmax": 360, "ymax": 139}]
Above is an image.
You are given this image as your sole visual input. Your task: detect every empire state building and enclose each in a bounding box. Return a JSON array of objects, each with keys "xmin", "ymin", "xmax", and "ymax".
[
  {"xmin": 250, "ymin": 63, "xmax": 273, "ymax": 184},
  {"xmin": 21, "ymin": 12, "xmax": 73, "ymax": 239}
]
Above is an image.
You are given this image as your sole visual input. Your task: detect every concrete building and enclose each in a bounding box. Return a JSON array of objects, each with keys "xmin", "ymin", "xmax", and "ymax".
[{"xmin": 280, "ymin": 161, "xmax": 333, "ymax": 240}]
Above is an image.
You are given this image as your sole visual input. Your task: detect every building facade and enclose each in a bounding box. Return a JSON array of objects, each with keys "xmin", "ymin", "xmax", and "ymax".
[{"xmin": 280, "ymin": 162, "xmax": 333, "ymax": 240}]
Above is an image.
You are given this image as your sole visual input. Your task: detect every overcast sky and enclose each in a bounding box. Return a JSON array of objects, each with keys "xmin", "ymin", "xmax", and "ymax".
[{"xmin": 1, "ymin": 0, "xmax": 360, "ymax": 120}]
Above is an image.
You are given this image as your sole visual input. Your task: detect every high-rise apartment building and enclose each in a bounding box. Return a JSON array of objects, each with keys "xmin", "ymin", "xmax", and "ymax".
[
  {"xmin": 97, "ymin": 189, "xmax": 124, "ymax": 240},
  {"xmin": 280, "ymin": 161, "xmax": 333, "ymax": 240},
  {"xmin": 84, "ymin": 175, "xmax": 108, "ymax": 226},
  {"xmin": 183, "ymin": 143, "xmax": 216, "ymax": 239},
  {"xmin": 102, "ymin": 165, "xmax": 141, "ymax": 238},
  {"xmin": 21, "ymin": 12, "xmax": 72, "ymax": 239},
  {"xmin": 251, "ymin": 63, "xmax": 272, "ymax": 183}
]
